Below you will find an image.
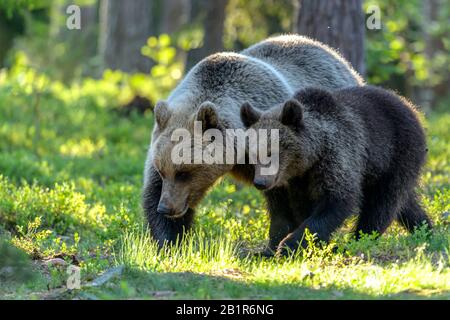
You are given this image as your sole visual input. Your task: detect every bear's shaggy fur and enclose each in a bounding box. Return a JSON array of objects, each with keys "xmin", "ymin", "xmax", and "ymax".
[
  {"xmin": 241, "ymin": 86, "xmax": 432, "ymax": 254},
  {"xmin": 143, "ymin": 35, "xmax": 363, "ymax": 246}
]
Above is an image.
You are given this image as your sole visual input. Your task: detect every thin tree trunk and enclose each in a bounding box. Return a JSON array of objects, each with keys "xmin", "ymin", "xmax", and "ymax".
[
  {"xmin": 80, "ymin": 4, "xmax": 98, "ymax": 57},
  {"xmin": 202, "ymin": 0, "xmax": 228, "ymax": 56},
  {"xmin": 160, "ymin": 0, "xmax": 190, "ymax": 34},
  {"xmin": 48, "ymin": 2, "xmax": 99, "ymax": 79},
  {"xmin": 186, "ymin": 0, "xmax": 228, "ymax": 71},
  {"xmin": 294, "ymin": 0, "xmax": 365, "ymax": 76},
  {"xmin": 99, "ymin": 0, "xmax": 153, "ymax": 73},
  {"xmin": 420, "ymin": 0, "xmax": 448, "ymax": 111},
  {"xmin": 0, "ymin": 14, "xmax": 20, "ymax": 67},
  {"xmin": 160, "ymin": 0, "xmax": 190, "ymax": 69}
]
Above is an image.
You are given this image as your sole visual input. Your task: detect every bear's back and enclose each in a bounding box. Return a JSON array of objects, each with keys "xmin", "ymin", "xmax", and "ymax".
[
  {"xmin": 334, "ymin": 86, "xmax": 427, "ymax": 176},
  {"xmin": 242, "ymin": 35, "xmax": 364, "ymax": 90},
  {"xmin": 335, "ymin": 86, "xmax": 424, "ymax": 141},
  {"xmin": 165, "ymin": 35, "xmax": 366, "ymax": 132},
  {"xmin": 169, "ymin": 52, "xmax": 294, "ymax": 113}
]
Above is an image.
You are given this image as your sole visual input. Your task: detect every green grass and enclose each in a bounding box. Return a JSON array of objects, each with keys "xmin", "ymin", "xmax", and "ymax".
[{"xmin": 0, "ymin": 67, "xmax": 449, "ymax": 300}]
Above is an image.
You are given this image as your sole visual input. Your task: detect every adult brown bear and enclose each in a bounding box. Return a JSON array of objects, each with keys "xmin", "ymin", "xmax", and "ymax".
[{"xmin": 143, "ymin": 35, "xmax": 363, "ymax": 250}]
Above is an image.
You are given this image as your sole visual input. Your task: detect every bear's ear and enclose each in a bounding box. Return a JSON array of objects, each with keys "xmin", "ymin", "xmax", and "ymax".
[
  {"xmin": 196, "ymin": 101, "xmax": 220, "ymax": 131},
  {"xmin": 281, "ymin": 99, "xmax": 303, "ymax": 128},
  {"xmin": 240, "ymin": 102, "xmax": 261, "ymax": 128},
  {"xmin": 294, "ymin": 88, "xmax": 335, "ymax": 114},
  {"xmin": 154, "ymin": 100, "xmax": 171, "ymax": 129}
]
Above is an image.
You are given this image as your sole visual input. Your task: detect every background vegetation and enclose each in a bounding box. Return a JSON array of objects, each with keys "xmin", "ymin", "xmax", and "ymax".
[{"xmin": 0, "ymin": 0, "xmax": 448, "ymax": 299}]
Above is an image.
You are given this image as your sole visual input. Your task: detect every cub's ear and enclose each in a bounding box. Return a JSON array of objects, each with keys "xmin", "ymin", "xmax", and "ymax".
[
  {"xmin": 154, "ymin": 100, "xmax": 171, "ymax": 129},
  {"xmin": 240, "ymin": 102, "xmax": 261, "ymax": 128},
  {"xmin": 196, "ymin": 101, "xmax": 220, "ymax": 131},
  {"xmin": 294, "ymin": 88, "xmax": 335, "ymax": 114},
  {"xmin": 281, "ymin": 99, "xmax": 303, "ymax": 128}
]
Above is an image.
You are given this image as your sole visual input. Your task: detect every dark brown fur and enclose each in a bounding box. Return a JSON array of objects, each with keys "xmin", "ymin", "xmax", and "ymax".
[{"xmin": 241, "ymin": 86, "xmax": 433, "ymax": 255}]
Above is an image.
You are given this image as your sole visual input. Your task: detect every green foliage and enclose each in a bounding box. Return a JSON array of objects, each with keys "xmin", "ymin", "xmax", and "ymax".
[
  {"xmin": 11, "ymin": 216, "xmax": 80, "ymax": 260},
  {"xmin": 0, "ymin": 57, "xmax": 449, "ymax": 298},
  {"xmin": 224, "ymin": 0, "xmax": 294, "ymax": 50},
  {"xmin": 0, "ymin": 0, "xmax": 48, "ymax": 18},
  {"xmin": 140, "ymin": 34, "xmax": 184, "ymax": 102},
  {"xmin": 0, "ymin": 239, "xmax": 35, "ymax": 283},
  {"xmin": 2, "ymin": 0, "xmax": 448, "ymax": 112},
  {"xmin": 365, "ymin": 0, "xmax": 450, "ymax": 100},
  {"xmin": 0, "ymin": 176, "xmax": 108, "ymax": 236}
]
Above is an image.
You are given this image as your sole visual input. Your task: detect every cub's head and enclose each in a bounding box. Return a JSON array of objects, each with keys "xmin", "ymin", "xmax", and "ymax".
[
  {"xmin": 240, "ymin": 98, "xmax": 307, "ymax": 191},
  {"xmin": 150, "ymin": 100, "xmax": 232, "ymax": 218}
]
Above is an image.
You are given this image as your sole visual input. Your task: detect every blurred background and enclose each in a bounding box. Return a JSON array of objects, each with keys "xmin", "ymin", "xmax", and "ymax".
[
  {"xmin": 0, "ymin": 1, "xmax": 449, "ymax": 298},
  {"xmin": 0, "ymin": 0, "xmax": 448, "ymax": 112}
]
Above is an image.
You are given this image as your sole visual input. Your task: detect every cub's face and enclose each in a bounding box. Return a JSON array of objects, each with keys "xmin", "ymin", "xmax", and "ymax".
[
  {"xmin": 240, "ymin": 99, "xmax": 305, "ymax": 191},
  {"xmin": 150, "ymin": 100, "xmax": 232, "ymax": 218}
]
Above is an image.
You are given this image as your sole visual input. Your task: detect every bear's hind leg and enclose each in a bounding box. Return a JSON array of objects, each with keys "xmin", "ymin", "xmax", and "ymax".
[
  {"xmin": 355, "ymin": 179, "xmax": 405, "ymax": 239},
  {"xmin": 397, "ymin": 192, "xmax": 432, "ymax": 233}
]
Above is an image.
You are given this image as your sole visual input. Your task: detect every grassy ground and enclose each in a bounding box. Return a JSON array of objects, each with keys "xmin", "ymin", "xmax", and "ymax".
[{"xmin": 0, "ymin": 69, "xmax": 449, "ymax": 300}]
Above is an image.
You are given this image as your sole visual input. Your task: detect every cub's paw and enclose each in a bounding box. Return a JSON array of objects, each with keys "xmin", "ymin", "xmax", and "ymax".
[
  {"xmin": 252, "ymin": 246, "xmax": 276, "ymax": 258},
  {"xmin": 239, "ymin": 246, "xmax": 276, "ymax": 259},
  {"xmin": 276, "ymin": 239, "xmax": 298, "ymax": 257}
]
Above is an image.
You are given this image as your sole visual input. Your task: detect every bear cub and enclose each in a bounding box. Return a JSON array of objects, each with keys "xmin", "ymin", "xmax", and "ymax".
[{"xmin": 240, "ymin": 86, "xmax": 432, "ymax": 255}]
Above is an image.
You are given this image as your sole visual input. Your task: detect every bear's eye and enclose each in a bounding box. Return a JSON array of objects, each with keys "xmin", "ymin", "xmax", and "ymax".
[{"xmin": 175, "ymin": 171, "xmax": 191, "ymax": 182}]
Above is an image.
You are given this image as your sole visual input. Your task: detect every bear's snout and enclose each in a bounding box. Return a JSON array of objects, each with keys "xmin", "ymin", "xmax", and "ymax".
[
  {"xmin": 253, "ymin": 178, "xmax": 270, "ymax": 190},
  {"xmin": 157, "ymin": 202, "xmax": 173, "ymax": 216}
]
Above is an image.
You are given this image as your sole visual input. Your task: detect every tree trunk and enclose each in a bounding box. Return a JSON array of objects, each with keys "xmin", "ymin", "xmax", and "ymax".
[
  {"xmin": 80, "ymin": 4, "xmax": 99, "ymax": 56},
  {"xmin": 294, "ymin": 0, "xmax": 365, "ymax": 76},
  {"xmin": 186, "ymin": 0, "xmax": 228, "ymax": 71},
  {"xmin": 420, "ymin": 0, "xmax": 448, "ymax": 111},
  {"xmin": 99, "ymin": 0, "xmax": 153, "ymax": 73},
  {"xmin": 160, "ymin": 0, "xmax": 190, "ymax": 34},
  {"xmin": 0, "ymin": 12, "xmax": 23, "ymax": 68},
  {"xmin": 202, "ymin": 0, "xmax": 228, "ymax": 56}
]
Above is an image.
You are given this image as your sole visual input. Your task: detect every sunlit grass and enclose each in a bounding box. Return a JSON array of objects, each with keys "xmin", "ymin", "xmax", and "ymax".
[
  {"xmin": 118, "ymin": 230, "xmax": 240, "ymax": 274},
  {"xmin": 114, "ymin": 227, "xmax": 450, "ymax": 299},
  {"xmin": 0, "ymin": 66, "xmax": 449, "ymax": 299}
]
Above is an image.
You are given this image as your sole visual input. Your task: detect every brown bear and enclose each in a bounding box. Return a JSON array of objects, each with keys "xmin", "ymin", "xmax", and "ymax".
[
  {"xmin": 240, "ymin": 86, "xmax": 432, "ymax": 255},
  {"xmin": 143, "ymin": 35, "xmax": 364, "ymax": 247}
]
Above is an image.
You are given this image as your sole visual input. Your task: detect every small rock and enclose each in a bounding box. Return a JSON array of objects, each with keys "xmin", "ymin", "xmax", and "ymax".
[
  {"xmin": 86, "ymin": 265, "xmax": 124, "ymax": 287},
  {"xmin": 152, "ymin": 291, "xmax": 175, "ymax": 297},
  {"xmin": 43, "ymin": 258, "xmax": 68, "ymax": 267},
  {"xmin": 0, "ymin": 266, "xmax": 14, "ymax": 276}
]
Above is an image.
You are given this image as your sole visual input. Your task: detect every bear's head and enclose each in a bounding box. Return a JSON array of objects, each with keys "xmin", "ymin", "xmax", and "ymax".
[
  {"xmin": 150, "ymin": 100, "xmax": 233, "ymax": 218},
  {"xmin": 240, "ymin": 98, "xmax": 310, "ymax": 191}
]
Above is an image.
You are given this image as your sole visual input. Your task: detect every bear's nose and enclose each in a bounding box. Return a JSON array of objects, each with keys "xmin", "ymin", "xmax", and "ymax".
[
  {"xmin": 157, "ymin": 203, "xmax": 172, "ymax": 215},
  {"xmin": 253, "ymin": 178, "xmax": 269, "ymax": 190}
]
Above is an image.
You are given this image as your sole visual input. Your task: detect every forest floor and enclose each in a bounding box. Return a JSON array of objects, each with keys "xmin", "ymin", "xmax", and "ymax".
[{"xmin": 0, "ymin": 77, "xmax": 449, "ymax": 300}]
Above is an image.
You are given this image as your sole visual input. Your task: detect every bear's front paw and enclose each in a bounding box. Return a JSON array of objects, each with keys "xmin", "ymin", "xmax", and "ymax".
[
  {"xmin": 276, "ymin": 237, "xmax": 299, "ymax": 257},
  {"xmin": 239, "ymin": 246, "xmax": 276, "ymax": 259},
  {"xmin": 252, "ymin": 246, "xmax": 276, "ymax": 258}
]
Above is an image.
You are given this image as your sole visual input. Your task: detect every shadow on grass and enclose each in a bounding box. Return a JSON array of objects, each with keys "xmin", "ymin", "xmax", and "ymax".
[{"xmin": 77, "ymin": 269, "xmax": 449, "ymax": 300}]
